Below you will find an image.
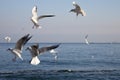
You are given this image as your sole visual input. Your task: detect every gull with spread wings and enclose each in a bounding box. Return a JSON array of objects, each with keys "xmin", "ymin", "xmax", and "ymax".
[
  {"xmin": 26, "ymin": 44, "xmax": 60, "ymax": 65},
  {"xmin": 7, "ymin": 34, "xmax": 32, "ymax": 61},
  {"xmin": 31, "ymin": 6, "xmax": 55, "ymax": 29},
  {"xmin": 70, "ymin": 1, "xmax": 86, "ymax": 16}
]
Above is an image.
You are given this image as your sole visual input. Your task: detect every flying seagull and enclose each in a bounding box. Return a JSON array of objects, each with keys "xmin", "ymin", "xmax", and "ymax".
[
  {"xmin": 31, "ymin": 6, "xmax": 55, "ymax": 29},
  {"xmin": 7, "ymin": 34, "xmax": 32, "ymax": 61},
  {"xmin": 85, "ymin": 35, "xmax": 89, "ymax": 45},
  {"xmin": 4, "ymin": 36, "xmax": 11, "ymax": 43},
  {"xmin": 70, "ymin": 1, "xmax": 86, "ymax": 16},
  {"xmin": 26, "ymin": 43, "xmax": 60, "ymax": 65},
  {"xmin": 49, "ymin": 49, "xmax": 58, "ymax": 61}
]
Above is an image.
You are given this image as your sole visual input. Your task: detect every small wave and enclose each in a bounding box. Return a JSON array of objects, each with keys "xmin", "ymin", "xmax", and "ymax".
[
  {"xmin": 1, "ymin": 69, "xmax": 120, "ymax": 80},
  {"xmin": 0, "ymin": 69, "xmax": 120, "ymax": 74}
]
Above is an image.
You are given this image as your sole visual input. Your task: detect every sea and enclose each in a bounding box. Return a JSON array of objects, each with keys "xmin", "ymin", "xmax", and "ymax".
[{"xmin": 0, "ymin": 43, "xmax": 120, "ymax": 80}]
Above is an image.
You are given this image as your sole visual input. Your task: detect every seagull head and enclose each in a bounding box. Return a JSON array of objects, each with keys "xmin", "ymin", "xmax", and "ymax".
[
  {"xmin": 7, "ymin": 48, "xmax": 12, "ymax": 51},
  {"xmin": 34, "ymin": 6, "xmax": 37, "ymax": 10},
  {"xmin": 72, "ymin": 1, "xmax": 76, "ymax": 5},
  {"xmin": 25, "ymin": 47, "xmax": 31, "ymax": 51},
  {"xmin": 32, "ymin": 6, "xmax": 37, "ymax": 13}
]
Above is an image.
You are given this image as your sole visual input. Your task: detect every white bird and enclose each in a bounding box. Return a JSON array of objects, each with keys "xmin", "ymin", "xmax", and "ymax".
[
  {"xmin": 5, "ymin": 36, "xmax": 11, "ymax": 43},
  {"xmin": 70, "ymin": 1, "xmax": 86, "ymax": 16},
  {"xmin": 26, "ymin": 44, "xmax": 60, "ymax": 65},
  {"xmin": 85, "ymin": 35, "xmax": 89, "ymax": 45},
  {"xmin": 7, "ymin": 34, "xmax": 32, "ymax": 61},
  {"xmin": 31, "ymin": 6, "xmax": 55, "ymax": 29},
  {"xmin": 50, "ymin": 49, "xmax": 58, "ymax": 61}
]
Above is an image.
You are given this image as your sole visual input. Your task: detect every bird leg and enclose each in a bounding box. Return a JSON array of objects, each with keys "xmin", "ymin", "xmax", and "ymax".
[
  {"xmin": 54, "ymin": 55, "xmax": 58, "ymax": 61},
  {"xmin": 53, "ymin": 53, "xmax": 58, "ymax": 61},
  {"xmin": 32, "ymin": 25, "xmax": 35, "ymax": 29},
  {"xmin": 12, "ymin": 56, "xmax": 16, "ymax": 62}
]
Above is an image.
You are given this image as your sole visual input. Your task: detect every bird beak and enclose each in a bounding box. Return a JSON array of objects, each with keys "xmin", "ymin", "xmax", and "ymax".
[
  {"xmin": 25, "ymin": 47, "xmax": 29, "ymax": 51},
  {"xmin": 6, "ymin": 48, "xmax": 10, "ymax": 51}
]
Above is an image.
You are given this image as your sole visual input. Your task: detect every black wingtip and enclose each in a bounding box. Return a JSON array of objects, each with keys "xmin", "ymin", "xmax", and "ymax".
[
  {"xmin": 27, "ymin": 35, "xmax": 32, "ymax": 41},
  {"xmin": 53, "ymin": 43, "xmax": 61, "ymax": 48},
  {"xmin": 28, "ymin": 36, "xmax": 32, "ymax": 40},
  {"xmin": 25, "ymin": 34, "xmax": 30, "ymax": 37},
  {"xmin": 23, "ymin": 34, "xmax": 32, "ymax": 45},
  {"xmin": 52, "ymin": 15, "xmax": 56, "ymax": 17},
  {"xmin": 26, "ymin": 34, "xmax": 32, "ymax": 37},
  {"xmin": 48, "ymin": 15, "xmax": 55, "ymax": 17},
  {"xmin": 57, "ymin": 43, "xmax": 61, "ymax": 46}
]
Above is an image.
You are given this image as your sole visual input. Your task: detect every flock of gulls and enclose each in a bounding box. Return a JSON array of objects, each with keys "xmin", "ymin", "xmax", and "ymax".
[
  {"xmin": 7, "ymin": 34, "xmax": 60, "ymax": 65},
  {"xmin": 5, "ymin": 1, "xmax": 87, "ymax": 65}
]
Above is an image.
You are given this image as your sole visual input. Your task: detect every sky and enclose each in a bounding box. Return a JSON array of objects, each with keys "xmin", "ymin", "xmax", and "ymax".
[{"xmin": 0, "ymin": 0, "xmax": 120, "ymax": 43}]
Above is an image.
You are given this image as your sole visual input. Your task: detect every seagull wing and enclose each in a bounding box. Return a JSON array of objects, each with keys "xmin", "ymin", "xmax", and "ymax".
[
  {"xmin": 15, "ymin": 34, "xmax": 32, "ymax": 50},
  {"xmin": 74, "ymin": 3, "xmax": 81, "ymax": 11},
  {"xmin": 38, "ymin": 15, "xmax": 55, "ymax": 20},
  {"xmin": 32, "ymin": 6, "xmax": 37, "ymax": 17},
  {"xmin": 30, "ymin": 44, "xmax": 39, "ymax": 57},
  {"xmin": 39, "ymin": 44, "xmax": 60, "ymax": 54},
  {"xmin": 85, "ymin": 35, "xmax": 88, "ymax": 39},
  {"xmin": 81, "ymin": 9, "xmax": 86, "ymax": 16},
  {"xmin": 74, "ymin": 3, "xmax": 86, "ymax": 16}
]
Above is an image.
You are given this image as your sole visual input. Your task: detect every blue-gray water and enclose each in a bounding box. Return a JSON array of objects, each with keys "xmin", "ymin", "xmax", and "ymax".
[{"xmin": 0, "ymin": 43, "xmax": 120, "ymax": 80}]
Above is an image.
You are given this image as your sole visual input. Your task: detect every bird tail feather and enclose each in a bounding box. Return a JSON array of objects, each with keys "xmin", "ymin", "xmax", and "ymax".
[
  {"xmin": 30, "ymin": 56, "xmax": 40, "ymax": 65},
  {"xmin": 81, "ymin": 9, "xmax": 86, "ymax": 16},
  {"xmin": 17, "ymin": 54, "xmax": 23, "ymax": 61}
]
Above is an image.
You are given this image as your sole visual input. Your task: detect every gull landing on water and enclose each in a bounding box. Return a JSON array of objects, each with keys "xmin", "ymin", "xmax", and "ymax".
[
  {"xmin": 26, "ymin": 44, "xmax": 60, "ymax": 65},
  {"xmin": 7, "ymin": 34, "xmax": 32, "ymax": 61},
  {"xmin": 31, "ymin": 6, "xmax": 55, "ymax": 29},
  {"xmin": 70, "ymin": 1, "xmax": 86, "ymax": 16}
]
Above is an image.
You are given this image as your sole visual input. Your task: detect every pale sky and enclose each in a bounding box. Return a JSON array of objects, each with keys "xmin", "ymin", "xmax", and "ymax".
[{"xmin": 0, "ymin": 0, "xmax": 120, "ymax": 43}]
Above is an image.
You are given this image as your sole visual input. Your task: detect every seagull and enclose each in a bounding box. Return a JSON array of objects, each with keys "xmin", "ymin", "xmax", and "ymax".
[
  {"xmin": 70, "ymin": 1, "xmax": 86, "ymax": 16},
  {"xmin": 26, "ymin": 43, "xmax": 60, "ymax": 65},
  {"xmin": 31, "ymin": 6, "xmax": 55, "ymax": 29},
  {"xmin": 50, "ymin": 49, "xmax": 58, "ymax": 61},
  {"xmin": 4, "ymin": 36, "xmax": 11, "ymax": 43},
  {"xmin": 85, "ymin": 35, "xmax": 89, "ymax": 45},
  {"xmin": 7, "ymin": 34, "xmax": 32, "ymax": 61}
]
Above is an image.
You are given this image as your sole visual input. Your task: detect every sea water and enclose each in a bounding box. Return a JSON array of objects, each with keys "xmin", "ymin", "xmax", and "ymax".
[{"xmin": 0, "ymin": 43, "xmax": 120, "ymax": 80}]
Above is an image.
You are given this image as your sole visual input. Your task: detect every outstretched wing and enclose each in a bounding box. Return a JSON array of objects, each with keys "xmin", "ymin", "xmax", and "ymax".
[
  {"xmin": 39, "ymin": 44, "xmax": 60, "ymax": 54},
  {"xmin": 38, "ymin": 15, "xmax": 55, "ymax": 20},
  {"xmin": 72, "ymin": 1, "xmax": 81, "ymax": 10},
  {"xmin": 85, "ymin": 35, "xmax": 88, "ymax": 39},
  {"xmin": 15, "ymin": 34, "xmax": 32, "ymax": 50},
  {"xmin": 32, "ymin": 6, "xmax": 37, "ymax": 17},
  {"xmin": 81, "ymin": 9, "xmax": 86, "ymax": 16}
]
